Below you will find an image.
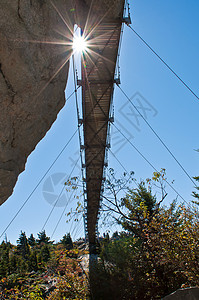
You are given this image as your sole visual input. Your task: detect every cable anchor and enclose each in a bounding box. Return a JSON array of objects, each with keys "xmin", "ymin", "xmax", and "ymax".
[{"xmin": 123, "ymin": 2, "xmax": 131, "ymax": 25}]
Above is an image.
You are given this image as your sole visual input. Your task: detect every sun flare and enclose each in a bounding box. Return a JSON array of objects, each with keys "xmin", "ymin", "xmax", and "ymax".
[{"xmin": 73, "ymin": 35, "xmax": 87, "ymax": 53}]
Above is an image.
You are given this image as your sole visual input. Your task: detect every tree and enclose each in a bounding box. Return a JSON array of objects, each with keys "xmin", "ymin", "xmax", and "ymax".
[
  {"xmin": 192, "ymin": 176, "xmax": 199, "ymax": 204},
  {"xmin": 36, "ymin": 230, "xmax": 53, "ymax": 245},
  {"xmin": 28, "ymin": 233, "xmax": 36, "ymax": 247},
  {"xmin": 28, "ymin": 250, "xmax": 38, "ymax": 271},
  {"xmin": 40, "ymin": 245, "xmax": 50, "ymax": 263},
  {"xmin": 0, "ymin": 242, "xmax": 10, "ymax": 278},
  {"xmin": 60, "ymin": 233, "xmax": 73, "ymax": 250},
  {"xmin": 112, "ymin": 231, "xmax": 119, "ymax": 240},
  {"xmin": 9, "ymin": 254, "xmax": 17, "ymax": 274},
  {"xmin": 192, "ymin": 149, "xmax": 199, "ymax": 204},
  {"xmin": 99, "ymin": 172, "xmax": 199, "ymax": 299},
  {"xmin": 101, "ymin": 169, "xmax": 167, "ymax": 236},
  {"xmin": 120, "ymin": 181, "xmax": 157, "ymax": 238},
  {"xmin": 17, "ymin": 231, "xmax": 30, "ymax": 258}
]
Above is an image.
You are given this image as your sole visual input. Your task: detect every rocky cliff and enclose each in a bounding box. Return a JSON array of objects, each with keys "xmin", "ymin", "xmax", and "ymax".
[
  {"xmin": 0, "ymin": 0, "xmax": 75, "ymax": 204},
  {"xmin": 0, "ymin": 0, "xmax": 123, "ymax": 205}
]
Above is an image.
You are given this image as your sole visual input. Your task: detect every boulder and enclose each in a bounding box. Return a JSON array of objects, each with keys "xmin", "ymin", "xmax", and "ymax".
[{"xmin": 163, "ymin": 287, "xmax": 199, "ymax": 300}]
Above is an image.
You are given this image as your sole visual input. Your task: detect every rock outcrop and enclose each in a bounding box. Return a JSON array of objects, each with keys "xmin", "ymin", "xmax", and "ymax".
[
  {"xmin": 0, "ymin": 0, "xmax": 75, "ymax": 204},
  {"xmin": 0, "ymin": 0, "xmax": 124, "ymax": 205},
  {"xmin": 163, "ymin": 287, "xmax": 199, "ymax": 300}
]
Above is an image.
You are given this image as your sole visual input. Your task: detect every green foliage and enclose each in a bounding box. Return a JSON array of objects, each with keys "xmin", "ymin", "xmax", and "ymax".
[
  {"xmin": 28, "ymin": 251, "xmax": 38, "ymax": 271},
  {"xmin": 28, "ymin": 233, "xmax": 36, "ymax": 247},
  {"xmin": 120, "ymin": 181, "xmax": 157, "ymax": 237},
  {"xmin": 112, "ymin": 231, "xmax": 119, "ymax": 239},
  {"xmin": 47, "ymin": 249, "xmax": 88, "ymax": 299},
  {"xmin": 36, "ymin": 230, "xmax": 53, "ymax": 245},
  {"xmin": 192, "ymin": 176, "xmax": 199, "ymax": 204},
  {"xmin": 17, "ymin": 231, "xmax": 30, "ymax": 258},
  {"xmin": 0, "ymin": 242, "xmax": 10, "ymax": 277},
  {"xmin": 1, "ymin": 170, "xmax": 198, "ymax": 299},
  {"xmin": 0, "ymin": 233, "xmax": 89, "ymax": 299},
  {"xmin": 40, "ymin": 245, "xmax": 50, "ymax": 263},
  {"xmin": 60, "ymin": 233, "xmax": 73, "ymax": 250},
  {"xmin": 0, "ymin": 273, "xmax": 45, "ymax": 299},
  {"xmin": 99, "ymin": 174, "xmax": 199, "ymax": 299}
]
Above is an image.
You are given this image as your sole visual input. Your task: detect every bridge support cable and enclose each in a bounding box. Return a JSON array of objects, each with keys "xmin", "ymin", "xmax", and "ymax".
[
  {"xmin": 127, "ymin": 25, "xmax": 199, "ymax": 102},
  {"xmin": 69, "ymin": 212, "xmax": 85, "ymax": 241},
  {"xmin": 41, "ymin": 155, "xmax": 80, "ymax": 232},
  {"xmin": 108, "ymin": 149, "xmax": 139, "ymax": 190},
  {"xmin": 109, "ymin": 149, "xmax": 129, "ymax": 175},
  {"xmin": 112, "ymin": 122, "xmax": 190, "ymax": 204},
  {"xmin": 116, "ymin": 84, "xmax": 197, "ymax": 187},
  {"xmin": 51, "ymin": 173, "xmax": 82, "ymax": 239},
  {"xmin": 0, "ymin": 128, "xmax": 78, "ymax": 239}
]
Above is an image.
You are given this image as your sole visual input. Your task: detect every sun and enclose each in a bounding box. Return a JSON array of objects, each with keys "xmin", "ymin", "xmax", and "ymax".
[{"xmin": 73, "ymin": 35, "xmax": 87, "ymax": 53}]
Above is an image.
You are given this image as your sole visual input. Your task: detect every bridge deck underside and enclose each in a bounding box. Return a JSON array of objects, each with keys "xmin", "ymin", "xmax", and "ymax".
[{"xmin": 82, "ymin": 13, "xmax": 124, "ymax": 246}]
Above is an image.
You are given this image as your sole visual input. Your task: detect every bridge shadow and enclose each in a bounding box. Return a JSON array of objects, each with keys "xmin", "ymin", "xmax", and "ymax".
[{"xmin": 88, "ymin": 253, "xmax": 115, "ymax": 300}]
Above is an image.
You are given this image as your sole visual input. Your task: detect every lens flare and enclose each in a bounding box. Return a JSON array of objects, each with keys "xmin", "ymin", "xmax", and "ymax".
[{"xmin": 73, "ymin": 36, "xmax": 87, "ymax": 53}]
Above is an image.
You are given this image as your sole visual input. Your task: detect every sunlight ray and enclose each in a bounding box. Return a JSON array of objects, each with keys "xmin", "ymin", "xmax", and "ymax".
[
  {"xmin": 84, "ymin": 3, "xmax": 114, "ymax": 41},
  {"xmin": 86, "ymin": 48, "xmax": 115, "ymax": 66},
  {"xmin": 35, "ymin": 53, "xmax": 71, "ymax": 99},
  {"xmin": 54, "ymin": 28, "xmax": 73, "ymax": 43},
  {"xmin": 13, "ymin": 38, "xmax": 72, "ymax": 46},
  {"xmin": 81, "ymin": 55, "xmax": 97, "ymax": 121},
  {"xmin": 85, "ymin": 29, "xmax": 116, "ymax": 48},
  {"xmin": 50, "ymin": 1, "xmax": 74, "ymax": 36},
  {"xmin": 83, "ymin": 51, "xmax": 102, "ymax": 78},
  {"xmin": 82, "ymin": 0, "xmax": 95, "ymax": 34}
]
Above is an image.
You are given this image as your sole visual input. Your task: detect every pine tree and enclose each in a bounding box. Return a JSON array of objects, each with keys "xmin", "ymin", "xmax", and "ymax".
[
  {"xmin": 9, "ymin": 254, "xmax": 17, "ymax": 274},
  {"xmin": 0, "ymin": 242, "xmax": 10, "ymax": 277},
  {"xmin": 120, "ymin": 181, "xmax": 157, "ymax": 236},
  {"xmin": 28, "ymin": 233, "xmax": 36, "ymax": 247},
  {"xmin": 112, "ymin": 231, "xmax": 119, "ymax": 240},
  {"xmin": 60, "ymin": 233, "xmax": 73, "ymax": 250},
  {"xmin": 28, "ymin": 250, "xmax": 38, "ymax": 271},
  {"xmin": 192, "ymin": 176, "xmax": 199, "ymax": 204},
  {"xmin": 40, "ymin": 245, "xmax": 51, "ymax": 262},
  {"xmin": 17, "ymin": 231, "xmax": 30, "ymax": 258},
  {"xmin": 36, "ymin": 230, "xmax": 53, "ymax": 245}
]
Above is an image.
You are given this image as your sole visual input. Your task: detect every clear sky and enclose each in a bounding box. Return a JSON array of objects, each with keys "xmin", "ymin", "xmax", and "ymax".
[{"xmin": 1, "ymin": 0, "xmax": 199, "ymax": 244}]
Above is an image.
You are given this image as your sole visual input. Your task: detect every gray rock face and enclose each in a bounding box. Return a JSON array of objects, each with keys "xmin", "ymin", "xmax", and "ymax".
[
  {"xmin": 0, "ymin": 0, "xmax": 123, "ymax": 205},
  {"xmin": 163, "ymin": 287, "xmax": 199, "ymax": 300},
  {"xmin": 0, "ymin": 0, "xmax": 74, "ymax": 204}
]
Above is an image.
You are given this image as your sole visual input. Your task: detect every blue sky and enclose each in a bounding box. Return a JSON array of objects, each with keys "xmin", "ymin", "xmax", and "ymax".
[{"xmin": 1, "ymin": 0, "xmax": 199, "ymax": 244}]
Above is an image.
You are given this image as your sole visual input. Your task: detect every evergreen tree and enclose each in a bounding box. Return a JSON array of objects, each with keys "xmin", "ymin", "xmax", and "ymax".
[
  {"xmin": 16, "ymin": 255, "xmax": 28, "ymax": 274},
  {"xmin": 40, "ymin": 244, "xmax": 51, "ymax": 262},
  {"xmin": 28, "ymin": 233, "xmax": 36, "ymax": 247},
  {"xmin": 112, "ymin": 231, "xmax": 119, "ymax": 240},
  {"xmin": 0, "ymin": 242, "xmax": 10, "ymax": 278},
  {"xmin": 60, "ymin": 233, "xmax": 73, "ymax": 250},
  {"xmin": 17, "ymin": 231, "xmax": 30, "ymax": 258},
  {"xmin": 9, "ymin": 254, "xmax": 17, "ymax": 274},
  {"xmin": 120, "ymin": 181, "xmax": 157, "ymax": 237},
  {"xmin": 28, "ymin": 250, "xmax": 38, "ymax": 271},
  {"xmin": 192, "ymin": 176, "xmax": 199, "ymax": 204},
  {"xmin": 99, "ymin": 178, "xmax": 199, "ymax": 299},
  {"xmin": 36, "ymin": 230, "xmax": 53, "ymax": 245}
]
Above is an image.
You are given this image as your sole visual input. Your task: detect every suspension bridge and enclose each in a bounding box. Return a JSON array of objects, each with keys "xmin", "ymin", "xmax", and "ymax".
[
  {"xmin": 64, "ymin": 0, "xmax": 198, "ymax": 252},
  {"xmin": 77, "ymin": 0, "xmax": 129, "ymax": 253},
  {"xmin": 0, "ymin": 1, "xmax": 198, "ymax": 257}
]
